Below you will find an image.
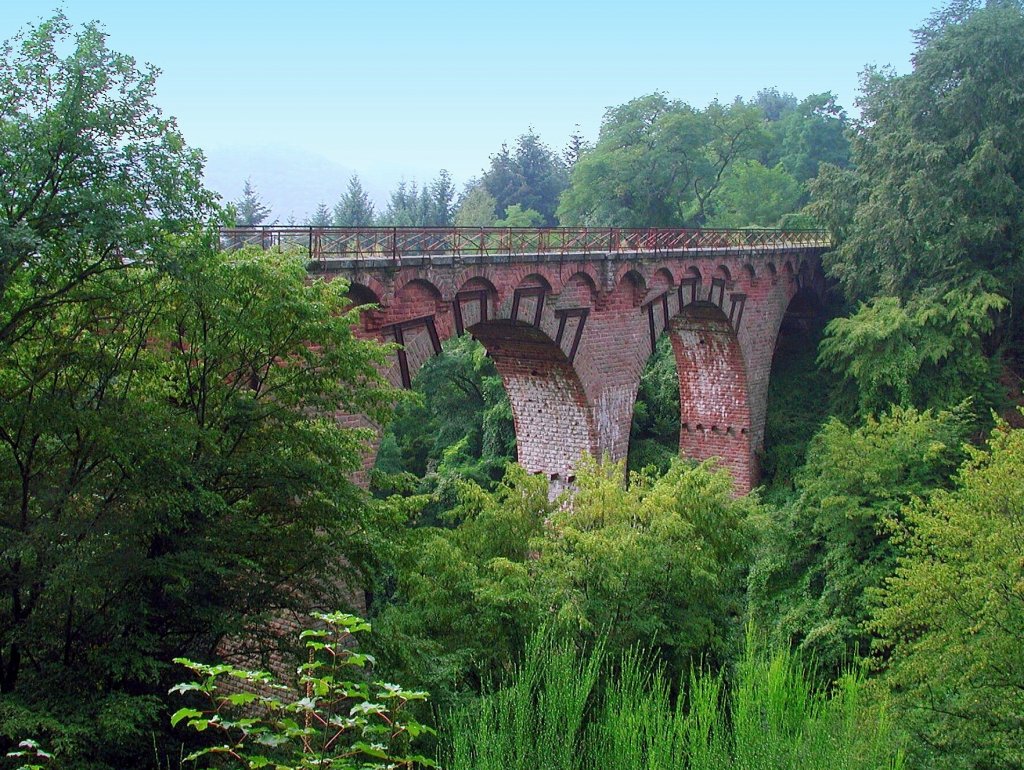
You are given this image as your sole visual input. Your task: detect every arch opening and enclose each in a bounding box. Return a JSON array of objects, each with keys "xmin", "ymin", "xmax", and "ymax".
[
  {"xmin": 373, "ymin": 317, "xmax": 597, "ymax": 495},
  {"xmin": 760, "ymin": 286, "xmax": 831, "ymax": 492},
  {"xmin": 471, "ymin": 320, "xmax": 596, "ymax": 484},
  {"xmin": 373, "ymin": 333, "xmax": 516, "ymax": 492},
  {"xmin": 627, "ymin": 332, "xmax": 681, "ymax": 475}
]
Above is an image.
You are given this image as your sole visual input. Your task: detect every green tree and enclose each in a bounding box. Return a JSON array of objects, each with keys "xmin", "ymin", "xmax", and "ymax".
[
  {"xmin": 308, "ymin": 201, "xmax": 333, "ymax": 227},
  {"xmin": 453, "ymin": 183, "xmax": 498, "ymax": 228},
  {"xmin": 753, "ymin": 87, "xmax": 799, "ymax": 122},
  {"xmin": 428, "ymin": 169, "xmax": 456, "ymax": 227},
  {"xmin": 482, "ymin": 129, "xmax": 568, "ymax": 225},
  {"xmin": 776, "ymin": 92, "xmax": 850, "ymax": 182},
  {"xmin": 233, "ymin": 178, "xmax": 272, "ymax": 226},
  {"xmin": 557, "ymin": 95, "xmax": 766, "ymax": 227},
  {"xmin": 0, "ymin": 12, "xmax": 212, "ymax": 350},
  {"xmin": 369, "ymin": 465, "xmax": 550, "ymax": 701},
  {"xmin": 493, "ymin": 204, "xmax": 545, "ymax": 228},
  {"xmin": 377, "ymin": 173, "xmax": 454, "ymax": 227},
  {"xmin": 748, "ymin": 406, "xmax": 969, "ymax": 677},
  {"xmin": 333, "ymin": 174, "xmax": 376, "ymax": 227},
  {"xmin": 563, "ymin": 126, "xmax": 591, "ymax": 170},
  {"xmin": 371, "ymin": 457, "xmax": 755, "ymax": 701},
  {"xmin": 537, "ymin": 457, "xmax": 756, "ymax": 674},
  {"xmin": 871, "ymin": 420, "xmax": 1024, "ymax": 770},
  {"xmin": 707, "ymin": 159, "xmax": 804, "ymax": 228},
  {"xmin": 809, "ymin": 1, "xmax": 1024, "ymax": 390},
  {"xmin": 377, "ymin": 335, "xmax": 514, "ymax": 487},
  {"xmin": 818, "ymin": 290, "xmax": 1006, "ymax": 418},
  {"xmin": 628, "ymin": 335, "xmax": 680, "ymax": 474},
  {"xmin": 0, "ymin": 241, "xmax": 395, "ymax": 767}
]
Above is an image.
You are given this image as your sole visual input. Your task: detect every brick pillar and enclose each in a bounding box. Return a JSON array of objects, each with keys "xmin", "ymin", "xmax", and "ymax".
[
  {"xmin": 474, "ymin": 322, "xmax": 597, "ymax": 483},
  {"xmin": 670, "ymin": 305, "xmax": 755, "ymax": 492}
]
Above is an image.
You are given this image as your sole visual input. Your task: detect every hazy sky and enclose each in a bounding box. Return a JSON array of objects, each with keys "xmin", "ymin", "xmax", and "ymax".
[{"xmin": 4, "ymin": 1, "xmax": 943, "ymax": 219}]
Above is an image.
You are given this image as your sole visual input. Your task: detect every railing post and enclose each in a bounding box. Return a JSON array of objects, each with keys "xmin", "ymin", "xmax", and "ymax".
[{"xmin": 392, "ymin": 227, "xmax": 398, "ymax": 261}]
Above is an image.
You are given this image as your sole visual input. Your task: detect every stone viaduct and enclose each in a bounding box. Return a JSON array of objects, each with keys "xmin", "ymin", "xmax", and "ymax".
[{"xmin": 225, "ymin": 227, "xmax": 829, "ymax": 494}]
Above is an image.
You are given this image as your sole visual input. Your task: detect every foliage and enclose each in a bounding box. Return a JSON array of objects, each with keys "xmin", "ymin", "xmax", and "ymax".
[
  {"xmin": 481, "ymin": 129, "xmax": 568, "ymax": 225},
  {"xmin": 818, "ymin": 289, "xmax": 1006, "ymax": 417},
  {"xmin": 374, "ymin": 335, "xmax": 515, "ymax": 487},
  {"xmin": 445, "ymin": 627, "xmax": 905, "ymax": 770},
  {"xmin": 0, "ymin": 12, "xmax": 213, "ymax": 350},
  {"xmin": 377, "ymin": 172, "xmax": 456, "ymax": 227},
  {"xmin": 332, "ymin": 175, "xmax": 376, "ymax": 227},
  {"xmin": 0, "ymin": 241, "xmax": 394, "ymax": 767},
  {"xmin": 770, "ymin": 92, "xmax": 851, "ymax": 183},
  {"xmin": 557, "ymin": 94, "xmax": 767, "ymax": 227},
  {"xmin": 809, "ymin": 1, "xmax": 1024, "ymax": 396},
  {"xmin": 307, "ymin": 202, "xmax": 333, "ymax": 227},
  {"xmin": 627, "ymin": 336, "xmax": 680, "ymax": 476},
  {"xmin": 760, "ymin": 322, "xmax": 835, "ymax": 495},
  {"xmin": 706, "ymin": 160, "xmax": 804, "ymax": 228},
  {"xmin": 170, "ymin": 611, "xmax": 436, "ymax": 769},
  {"xmin": 371, "ymin": 456, "xmax": 754, "ymax": 703},
  {"xmin": 748, "ymin": 406, "xmax": 970, "ymax": 677},
  {"xmin": 493, "ymin": 204, "xmax": 545, "ymax": 228},
  {"xmin": 368, "ymin": 465, "xmax": 550, "ymax": 701},
  {"xmin": 870, "ymin": 420, "xmax": 1024, "ymax": 770},
  {"xmin": 562, "ymin": 128, "xmax": 591, "ymax": 170},
  {"xmin": 234, "ymin": 179, "xmax": 272, "ymax": 226},
  {"xmin": 538, "ymin": 457, "xmax": 756, "ymax": 674},
  {"xmin": 453, "ymin": 184, "xmax": 498, "ymax": 228},
  {"xmin": 445, "ymin": 629, "xmax": 602, "ymax": 770}
]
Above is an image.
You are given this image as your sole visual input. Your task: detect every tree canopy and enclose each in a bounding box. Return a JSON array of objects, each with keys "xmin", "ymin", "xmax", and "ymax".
[
  {"xmin": 811, "ymin": 0, "xmax": 1024, "ymax": 408},
  {"xmin": 0, "ymin": 12, "xmax": 213, "ymax": 350}
]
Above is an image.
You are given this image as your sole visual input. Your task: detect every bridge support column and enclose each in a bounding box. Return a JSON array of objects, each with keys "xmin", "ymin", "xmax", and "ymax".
[
  {"xmin": 670, "ymin": 306, "xmax": 755, "ymax": 492},
  {"xmin": 473, "ymin": 322, "xmax": 599, "ymax": 485}
]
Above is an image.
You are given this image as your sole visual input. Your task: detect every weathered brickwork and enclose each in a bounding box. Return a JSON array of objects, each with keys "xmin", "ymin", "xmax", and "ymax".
[{"xmin": 321, "ymin": 247, "xmax": 826, "ymax": 494}]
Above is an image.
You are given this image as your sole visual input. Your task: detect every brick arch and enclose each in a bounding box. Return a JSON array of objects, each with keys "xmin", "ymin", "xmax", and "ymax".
[
  {"xmin": 609, "ymin": 269, "xmax": 647, "ymax": 310},
  {"xmin": 340, "ymin": 282, "xmax": 387, "ymax": 337},
  {"xmin": 346, "ymin": 281, "xmax": 380, "ymax": 306},
  {"xmin": 378, "ymin": 279, "xmax": 451, "ymax": 389},
  {"xmin": 652, "ymin": 267, "xmax": 675, "ymax": 289},
  {"xmin": 669, "ymin": 301, "xmax": 754, "ymax": 490},
  {"xmin": 556, "ymin": 271, "xmax": 598, "ymax": 309},
  {"xmin": 470, "ymin": 319, "xmax": 596, "ymax": 484},
  {"xmin": 452, "ymin": 276, "xmax": 498, "ymax": 336}
]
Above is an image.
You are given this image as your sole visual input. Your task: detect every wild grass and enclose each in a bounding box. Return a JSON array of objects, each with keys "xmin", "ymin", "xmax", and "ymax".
[{"xmin": 444, "ymin": 629, "xmax": 904, "ymax": 770}]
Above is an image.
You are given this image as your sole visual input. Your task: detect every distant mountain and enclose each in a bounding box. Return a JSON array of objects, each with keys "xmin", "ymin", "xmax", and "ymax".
[{"xmin": 202, "ymin": 145, "xmax": 391, "ymax": 224}]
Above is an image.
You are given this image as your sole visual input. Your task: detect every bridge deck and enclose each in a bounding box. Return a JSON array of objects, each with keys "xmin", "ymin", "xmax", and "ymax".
[{"xmin": 222, "ymin": 226, "xmax": 831, "ymax": 264}]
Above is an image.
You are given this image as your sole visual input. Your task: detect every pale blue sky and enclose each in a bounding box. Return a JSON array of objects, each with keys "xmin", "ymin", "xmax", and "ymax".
[{"xmin": 4, "ymin": 1, "xmax": 942, "ymax": 219}]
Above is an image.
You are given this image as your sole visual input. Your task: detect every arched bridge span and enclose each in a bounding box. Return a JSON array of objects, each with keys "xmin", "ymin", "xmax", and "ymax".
[{"xmin": 225, "ymin": 226, "xmax": 830, "ymax": 494}]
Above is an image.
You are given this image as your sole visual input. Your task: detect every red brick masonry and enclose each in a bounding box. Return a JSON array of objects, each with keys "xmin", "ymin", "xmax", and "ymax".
[{"xmin": 322, "ymin": 245, "xmax": 826, "ymax": 494}]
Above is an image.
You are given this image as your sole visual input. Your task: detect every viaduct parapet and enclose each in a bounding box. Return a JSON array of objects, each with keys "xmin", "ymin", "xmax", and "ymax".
[{"xmin": 225, "ymin": 227, "xmax": 829, "ymax": 494}]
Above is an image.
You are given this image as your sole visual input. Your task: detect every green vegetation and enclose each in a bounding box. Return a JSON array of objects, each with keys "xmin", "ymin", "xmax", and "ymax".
[
  {"xmin": 871, "ymin": 421, "xmax": 1024, "ymax": 770},
  {"xmin": 446, "ymin": 628, "xmax": 904, "ymax": 770},
  {"xmin": 171, "ymin": 612, "xmax": 436, "ymax": 769},
  {"xmin": 3, "ymin": 2, "xmax": 1024, "ymax": 769}
]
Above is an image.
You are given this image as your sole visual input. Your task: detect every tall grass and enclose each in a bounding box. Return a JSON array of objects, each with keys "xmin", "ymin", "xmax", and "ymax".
[
  {"xmin": 446, "ymin": 628, "xmax": 603, "ymax": 770},
  {"xmin": 444, "ymin": 630, "xmax": 904, "ymax": 770}
]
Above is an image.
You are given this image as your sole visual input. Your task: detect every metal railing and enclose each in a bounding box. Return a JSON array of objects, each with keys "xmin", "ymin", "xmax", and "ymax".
[{"xmin": 220, "ymin": 226, "xmax": 831, "ymax": 262}]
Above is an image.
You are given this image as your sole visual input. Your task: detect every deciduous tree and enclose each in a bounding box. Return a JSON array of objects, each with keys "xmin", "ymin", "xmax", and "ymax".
[
  {"xmin": 871, "ymin": 420, "xmax": 1024, "ymax": 770},
  {"xmin": 0, "ymin": 13, "xmax": 212, "ymax": 349}
]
